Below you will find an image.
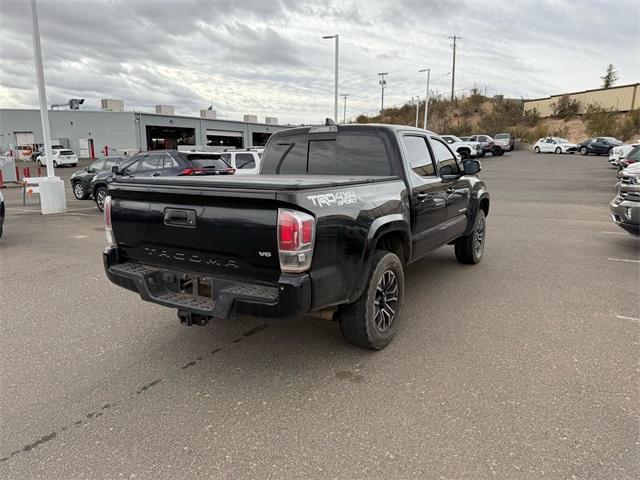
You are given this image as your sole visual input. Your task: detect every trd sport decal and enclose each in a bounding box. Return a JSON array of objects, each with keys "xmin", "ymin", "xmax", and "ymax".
[{"xmin": 307, "ymin": 191, "xmax": 358, "ymax": 207}]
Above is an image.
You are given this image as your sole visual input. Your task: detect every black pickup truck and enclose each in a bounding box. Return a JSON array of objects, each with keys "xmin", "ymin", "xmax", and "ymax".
[{"xmin": 103, "ymin": 123, "xmax": 490, "ymax": 349}]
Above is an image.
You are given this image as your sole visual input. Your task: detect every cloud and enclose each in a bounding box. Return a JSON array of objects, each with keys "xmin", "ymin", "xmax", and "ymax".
[{"xmin": 0, "ymin": 0, "xmax": 638, "ymax": 124}]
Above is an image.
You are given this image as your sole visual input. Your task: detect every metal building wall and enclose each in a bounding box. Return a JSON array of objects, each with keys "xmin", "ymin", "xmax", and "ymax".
[
  {"xmin": 524, "ymin": 84, "xmax": 639, "ymax": 117},
  {"xmin": 0, "ymin": 109, "xmax": 286, "ymax": 157}
]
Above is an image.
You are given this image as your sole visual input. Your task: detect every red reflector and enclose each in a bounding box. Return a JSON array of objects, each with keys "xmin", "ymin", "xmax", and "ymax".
[
  {"xmin": 301, "ymin": 219, "xmax": 313, "ymax": 244},
  {"xmin": 181, "ymin": 168, "xmax": 205, "ymax": 176},
  {"xmin": 104, "ymin": 196, "xmax": 112, "ymax": 228},
  {"xmin": 278, "ymin": 211, "xmax": 298, "ymax": 251}
]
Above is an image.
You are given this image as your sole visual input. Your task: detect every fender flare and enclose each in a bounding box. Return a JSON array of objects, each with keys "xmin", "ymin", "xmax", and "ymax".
[
  {"xmin": 464, "ymin": 189, "xmax": 490, "ymax": 236},
  {"xmin": 350, "ymin": 214, "xmax": 411, "ymax": 303}
]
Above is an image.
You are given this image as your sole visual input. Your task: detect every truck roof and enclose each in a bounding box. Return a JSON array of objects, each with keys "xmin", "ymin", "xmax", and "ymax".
[{"xmin": 274, "ymin": 123, "xmax": 437, "ymax": 137}]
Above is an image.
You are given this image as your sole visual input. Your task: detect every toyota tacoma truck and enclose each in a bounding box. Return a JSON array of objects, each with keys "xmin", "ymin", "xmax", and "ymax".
[{"xmin": 103, "ymin": 123, "xmax": 490, "ymax": 349}]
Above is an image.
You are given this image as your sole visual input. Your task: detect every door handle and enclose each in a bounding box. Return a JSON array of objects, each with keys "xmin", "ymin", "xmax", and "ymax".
[
  {"xmin": 416, "ymin": 193, "xmax": 430, "ymax": 202},
  {"xmin": 446, "ymin": 187, "xmax": 455, "ymax": 194},
  {"xmin": 152, "ymin": 172, "xmax": 161, "ymax": 177}
]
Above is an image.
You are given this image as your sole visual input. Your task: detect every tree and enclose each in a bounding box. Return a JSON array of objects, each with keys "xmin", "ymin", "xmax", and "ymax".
[{"xmin": 601, "ymin": 64, "xmax": 619, "ymax": 89}]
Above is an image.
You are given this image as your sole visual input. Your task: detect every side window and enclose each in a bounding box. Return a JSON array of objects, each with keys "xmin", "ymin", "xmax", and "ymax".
[
  {"xmin": 140, "ymin": 154, "xmax": 161, "ymax": 172},
  {"xmin": 402, "ymin": 135, "xmax": 435, "ymax": 177},
  {"xmin": 236, "ymin": 153, "xmax": 256, "ymax": 169},
  {"xmin": 122, "ymin": 157, "xmax": 142, "ymax": 173},
  {"xmin": 430, "ymin": 138, "xmax": 460, "ymax": 176}
]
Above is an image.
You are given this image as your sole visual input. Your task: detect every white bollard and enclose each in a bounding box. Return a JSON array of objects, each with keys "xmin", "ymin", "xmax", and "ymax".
[{"xmin": 39, "ymin": 177, "xmax": 67, "ymax": 214}]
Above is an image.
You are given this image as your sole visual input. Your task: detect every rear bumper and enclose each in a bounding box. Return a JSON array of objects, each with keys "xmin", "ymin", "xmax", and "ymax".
[{"xmin": 103, "ymin": 246, "xmax": 312, "ymax": 319}]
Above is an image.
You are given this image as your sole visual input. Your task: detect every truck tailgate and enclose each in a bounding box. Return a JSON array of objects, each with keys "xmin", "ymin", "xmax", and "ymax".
[{"xmin": 108, "ymin": 181, "xmax": 281, "ymax": 282}]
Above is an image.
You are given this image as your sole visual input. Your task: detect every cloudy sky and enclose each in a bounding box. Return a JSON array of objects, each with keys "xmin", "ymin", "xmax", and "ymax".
[{"xmin": 1, "ymin": 0, "xmax": 638, "ymax": 124}]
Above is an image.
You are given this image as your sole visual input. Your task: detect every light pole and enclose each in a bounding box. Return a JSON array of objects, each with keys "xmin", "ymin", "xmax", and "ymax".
[
  {"xmin": 322, "ymin": 34, "xmax": 339, "ymax": 121},
  {"xmin": 30, "ymin": 0, "xmax": 66, "ymax": 213},
  {"xmin": 419, "ymin": 68, "xmax": 430, "ymax": 129},
  {"xmin": 340, "ymin": 93, "xmax": 350, "ymax": 123},
  {"xmin": 414, "ymin": 96, "xmax": 420, "ymax": 127}
]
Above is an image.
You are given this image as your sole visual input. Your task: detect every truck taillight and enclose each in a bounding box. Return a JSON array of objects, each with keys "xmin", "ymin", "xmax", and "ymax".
[
  {"xmin": 277, "ymin": 208, "xmax": 315, "ymax": 273},
  {"xmin": 104, "ymin": 195, "xmax": 115, "ymax": 246}
]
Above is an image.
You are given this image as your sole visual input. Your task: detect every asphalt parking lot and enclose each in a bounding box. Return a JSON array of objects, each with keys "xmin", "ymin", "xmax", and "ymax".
[{"xmin": 1, "ymin": 151, "xmax": 638, "ymax": 479}]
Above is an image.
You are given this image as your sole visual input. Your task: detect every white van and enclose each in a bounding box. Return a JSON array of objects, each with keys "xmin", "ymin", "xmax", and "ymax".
[{"xmin": 218, "ymin": 149, "xmax": 262, "ymax": 175}]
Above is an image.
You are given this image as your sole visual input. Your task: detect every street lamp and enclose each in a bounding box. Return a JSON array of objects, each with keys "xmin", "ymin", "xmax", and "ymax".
[
  {"xmin": 30, "ymin": 0, "xmax": 66, "ymax": 213},
  {"xmin": 419, "ymin": 68, "xmax": 430, "ymax": 130},
  {"xmin": 322, "ymin": 34, "xmax": 339, "ymax": 122}
]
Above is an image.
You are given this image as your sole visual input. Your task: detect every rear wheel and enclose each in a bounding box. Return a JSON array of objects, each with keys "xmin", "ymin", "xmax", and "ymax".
[
  {"xmin": 95, "ymin": 186, "xmax": 108, "ymax": 212},
  {"xmin": 459, "ymin": 149, "xmax": 470, "ymax": 160},
  {"xmin": 580, "ymin": 147, "xmax": 588, "ymax": 155},
  {"xmin": 37, "ymin": 159, "xmax": 43, "ymax": 167},
  {"xmin": 53, "ymin": 160, "xmax": 58, "ymax": 168},
  {"xmin": 492, "ymin": 147, "xmax": 502, "ymax": 156},
  {"xmin": 337, "ymin": 250, "xmax": 404, "ymax": 350},
  {"xmin": 555, "ymin": 147, "xmax": 562, "ymax": 154},
  {"xmin": 455, "ymin": 210, "xmax": 486, "ymax": 264},
  {"xmin": 534, "ymin": 146, "xmax": 540, "ymax": 153}
]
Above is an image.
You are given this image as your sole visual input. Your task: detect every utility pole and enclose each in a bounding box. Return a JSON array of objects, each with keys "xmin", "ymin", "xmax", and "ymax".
[
  {"xmin": 378, "ymin": 72, "xmax": 388, "ymax": 112},
  {"xmin": 340, "ymin": 93, "xmax": 350, "ymax": 123},
  {"xmin": 322, "ymin": 34, "xmax": 339, "ymax": 121},
  {"xmin": 448, "ymin": 35, "xmax": 461, "ymax": 101},
  {"xmin": 419, "ymin": 68, "xmax": 430, "ymax": 129}
]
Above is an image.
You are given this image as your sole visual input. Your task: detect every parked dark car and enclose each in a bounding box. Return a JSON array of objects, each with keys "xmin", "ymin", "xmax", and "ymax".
[
  {"xmin": 91, "ymin": 150, "xmax": 235, "ymax": 211},
  {"xmin": 102, "ymin": 123, "xmax": 490, "ymax": 350},
  {"xmin": 70, "ymin": 156, "xmax": 127, "ymax": 200},
  {"xmin": 578, "ymin": 137, "xmax": 623, "ymax": 156},
  {"xmin": 0, "ymin": 190, "xmax": 4, "ymax": 238}
]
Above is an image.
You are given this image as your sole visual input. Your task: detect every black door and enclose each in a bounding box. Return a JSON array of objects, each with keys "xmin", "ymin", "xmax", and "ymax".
[
  {"xmin": 429, "ymin": 137, "xmax": 470, "ymax": 242},
  {"xmin": 401, "ymin": 134, "xmax": 448, "ymax": 258}
]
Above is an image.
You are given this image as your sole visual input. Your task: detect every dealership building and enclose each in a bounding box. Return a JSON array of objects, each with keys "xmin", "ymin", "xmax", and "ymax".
[{"xmin": 0, "ymin": 100, "xmax": 285, "ymax": 160}]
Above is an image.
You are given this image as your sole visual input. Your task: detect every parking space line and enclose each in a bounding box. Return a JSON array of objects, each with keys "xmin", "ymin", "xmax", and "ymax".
[
  {"xmin": 615, "ymin": 314, "xmax": 640, "ymax": 323},
  {"xmin": 607, "ymin": 257, "xmax": 640, "ymax": 264},
  {"xmin": 601, "ymin": 231, "xmax": 627, "ymax": 235}
]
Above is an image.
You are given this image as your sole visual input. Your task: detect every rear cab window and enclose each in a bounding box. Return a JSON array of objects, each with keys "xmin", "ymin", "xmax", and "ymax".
[{"xmin": 262, "ymin": 130, "xmax": 393, "ymax": 176}]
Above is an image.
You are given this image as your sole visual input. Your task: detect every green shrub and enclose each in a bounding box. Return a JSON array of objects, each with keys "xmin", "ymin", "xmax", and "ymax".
[
  {"xmin": 584, "ymin": 104, "xmax": 618, "ymax": 136},
  {"xmin": 616, "ymin": 110, "xmax": 640, "ymax": 141},
  {"xmin": 551, "ymin": 95, "xmax": 580, "ymax": 120}
]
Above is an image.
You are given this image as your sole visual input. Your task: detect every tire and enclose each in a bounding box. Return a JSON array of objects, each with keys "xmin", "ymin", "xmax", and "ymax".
[
  {"xmin": 580, "ymin": 147, "xmax": 588, "ymax": 156},
  {"xmin": 459, "ymin": 149, "xmax": 470, "ymax": 160},
  {"xmin": 534, "ymin": 146, "xmax": 540, "ymax": 153},
  {"xmin": 337, "ymin": 250, "xmax": 404, "ymax": 350},
  {"xmin": 555, "ymin": 147, "xmax": 562, "ymax": 154},
  {"xmin": 454, "ymin": 209, "xmax": 486, "ymax": 265},
  {"xmin": 53, "ymin": 160, "xmax": 58, "ymax": 168},
  {"xmin": 491, "ymin": 147, "xmax": 502, "ymax": 156},
  {"xmin": 71, "ymin": 163, "xmax": 77, "ymax": 167},
  {"xmin": 72, "ymin": 181, "xmax": 88, "ymax": 200},
  {"xmin": 37, "ymin": 159, "xmax": 43, "ymax": 167},
  {"xmin": 0, "ymin": 225, "xmax": 3, "ymax": 239},
  {"xmin": 94, "ymin": 186, "xmax": 108, "ymax": 212}
]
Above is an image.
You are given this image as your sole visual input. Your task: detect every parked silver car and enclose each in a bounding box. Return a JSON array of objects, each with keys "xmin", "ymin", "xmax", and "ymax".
[{"xmin": 610, "ymin": 162, "xmax": 640, "ymax": 236}]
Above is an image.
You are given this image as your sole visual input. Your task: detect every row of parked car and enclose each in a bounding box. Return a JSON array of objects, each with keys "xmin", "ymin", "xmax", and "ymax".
[
  {"xmin": 532, "ymin": 136, "xmax": 635, "ymax": 157},
  {"xmin": 609, "ymin": 144, "xmax": 640, "ymax": 236},
  {"xmin": 439, "ymin": 133, "xmax": 514, "ymax": 160},
  {"xmin": 69, "ymin": 148, "xmax": 263, "ymax": 211}
]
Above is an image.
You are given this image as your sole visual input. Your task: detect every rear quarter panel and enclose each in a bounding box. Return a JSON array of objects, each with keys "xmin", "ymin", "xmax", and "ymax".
[{"xmin": 277, "ymin": 179, "xmax": 409, "ymax": 310}]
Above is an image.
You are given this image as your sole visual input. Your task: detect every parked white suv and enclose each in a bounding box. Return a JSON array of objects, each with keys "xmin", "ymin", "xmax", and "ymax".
[
  {"xmin": 440, "ymin": 135, "xmax": 481, "ymax": 159},
  {"xmin": 218, "ymin": 149, "xmax": 262, "ymax": 175},
  {"xmin": 38, "ymin": 148, "xmax": 78, "ymax": 167}
]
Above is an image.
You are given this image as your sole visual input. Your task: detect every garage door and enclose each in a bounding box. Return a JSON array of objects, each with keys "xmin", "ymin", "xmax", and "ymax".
[
  {"xmin": 206, "ymin": 130, "xmax": 242, "ymax": 138},
  {"xmin": 15, "ymin": 131, "xmax": 34, "ymax": 145}
]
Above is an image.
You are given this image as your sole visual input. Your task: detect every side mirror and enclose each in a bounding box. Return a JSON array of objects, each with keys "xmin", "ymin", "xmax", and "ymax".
[
  {"xmin": 111, "ymin": 165, "xmax": 120, "ymax": 175},
  {"xmin": 463, "ymin": 159, "xmax": 482, "ymax": 175}
]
